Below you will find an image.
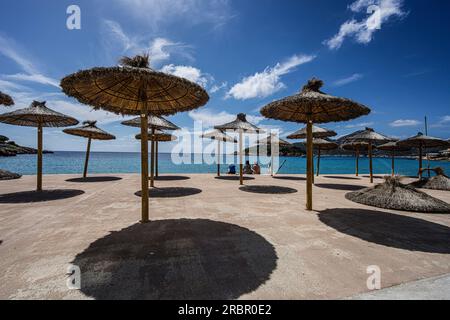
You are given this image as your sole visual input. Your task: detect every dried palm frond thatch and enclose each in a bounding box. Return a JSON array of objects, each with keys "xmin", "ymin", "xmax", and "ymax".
[
  {"xmin": 287, "ymin": 125, "xmax": 337, "ymax": 140},
  {"xmin": 61, "ymin": 54, "xmax": 209, "ymax": 116},
  {"xmin": 214, "ymin": 113, "xmax": 263, "ymax": 133},
  {"xmin": 63, "ymin": 121, "xmax": 116, "ymax": 140},
  {"xmin": 346, "ymin": 176, "xmax": 450, "ymax": 213},
  {"xmin": 410, "ymin": 167, "xmax": 450, "ymax": 191},
  {"xmin": 0, "ymin": 101, "xmax": 78, "ymax": 127},
  {"xmin": 0, "ymin": 91, "xmax": 14, "ymax": 107},
  {"xmin": 201, "ymin": 130, "xmax": 237, "ymax": 143},
  {"xmin": 122, "ymin": 115, "xmax": 180, "ymax": 131},
  {"xmin": 136, "ymin": 130, "xmax": 177, "ymax": 142}
]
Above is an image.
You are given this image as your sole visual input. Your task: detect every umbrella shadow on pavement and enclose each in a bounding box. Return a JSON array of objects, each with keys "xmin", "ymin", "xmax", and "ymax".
[
  {"xmin": 0, "ymin": 189, "xmax": 85, "ymax": 204},
  {"xmin": 319, "ymin": 208, "xmax": 450, "ymax": 254},
  {"xmin": 66, "ymin": 177, "xmax": 122, "ymax": 183},
  {"xmin": 154, "ymin": 176, "xmax": 191, "ymax": 181},
  {"xmin": 215, "ymin": 176, "xmax": 255, "ymax": 181},
  {"xmin": 272, "ymin": 176, "xmax": 306, "ymax": 181},
  {"xmin": 239, "ymin": 185, "xmax": 298, "ymax": 195},
  {"xmin": 135, "ymin": 187, "xmax": 202, "ymax": 198},
  {"xmin": 72, "ymin": 219, "xmax": 278, "ymax": 300},
  {"xmin": 315, "ymin": 184, "xmax": 366, "ymax": 191},
  {"xmin": 323, "ymin": 176, "xmax": 361, "ymax": 180}
]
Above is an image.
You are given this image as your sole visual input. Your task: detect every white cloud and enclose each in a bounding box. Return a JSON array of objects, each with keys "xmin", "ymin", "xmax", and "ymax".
[
  {"xmin": 0, "ymin": 34, "xmax": 60, "ymax": 88},
  {"xmin": 101, "ymin": 20, "xmax": 193, "ymax": 64},
  {"xmin": 188, "ymin": 109, "xmax": 264, "ymax": 128},
  {"xmin": 210, "ymin": 82, "xmax": 228, "ymax": 94},
  {"xmin": 226, "ymin": 54, "xmax": 316, "ymax": 100},
  {"xmin": 345, "ymin": 122, "xmax": 374, "ymax": 129},
  {"xmin": 46, "ymin": 100, "xmax": 120, "ymax": 125},
  {"xmin": 332, "ymin": 73, "xmax": 364, "ymax": 87},
  {"xmin": 389, "ymin": 119, "xmax": 420, "ymax": 127},
  {"xmin": 324, "ymin": 0, "xmax": 406, "ymax": 50},
  {"xmin": 161, "ymin": 64, "xmax": 212, "ymax": 87},
  {"xmin": 111, "ymin": 0, "xmax": 235, "ymax": 30},
  {"xmin": 431, "ymin": 115, "xmax": 450, "ymax": 128}
]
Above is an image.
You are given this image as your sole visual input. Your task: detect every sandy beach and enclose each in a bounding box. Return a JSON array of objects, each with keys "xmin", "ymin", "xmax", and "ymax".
[{"xmin": 0, "ymin": 173, "xmax": 449, "ymax": 300}]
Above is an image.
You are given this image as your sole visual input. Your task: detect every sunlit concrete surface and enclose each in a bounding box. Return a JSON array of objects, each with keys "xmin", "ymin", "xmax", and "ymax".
[{"xmin": 0, "ymin": 174, "xmax": 449, "ymax": 300}]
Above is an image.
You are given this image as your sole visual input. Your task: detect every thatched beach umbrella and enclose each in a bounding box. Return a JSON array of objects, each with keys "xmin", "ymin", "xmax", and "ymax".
[
  {"xmin": 260, "ymin": 78, "xmax": 370, "ymax": 210},
  {"xmin": 215, "ymin": 113, "xmax": 263, "ymax": 185},
  {"xmin": 63, "ymin": 121, "xmax": 116, "ymax": 178},
  {"xmin": 256, "ymin": 134, "xmax": 292, "ymax": 176},
  {"xmin": 310, "ymin": 138, "xmax": 338, "ymax": 177},
  {"xmin": 288, "ymin": 125, "xmax": 336, "ymax": 183},
  {"xmin": 346, "ymin": 176, "xmax": 450, "ymax": 213},
  {"xmin": 200, "ymin": 130, "xmax": 237, "ymax": 177},
  {"xmin": 0, "ymin": 101, "xmax": 78, "ymax": 191},
  {"xmin": 0, "ymin": 91, "xmax": 14, "ymax": 107},
  {"xmin": 398, "ymin": 132, "xmax": 449, "ymax": 178},
  {"xmin": 377, "ymin": 141, "xmax": 410, "ymax": 177},
  {"xmin": 136, "ymin": 130, "xmax": 177, "ymax": 178},
  {"xmin": 287, "ymin": 125, "xmax": 337, "ymax": 139},
  {"xmin": 346, "ymin": 128, "xmax": 392, "ymax": 183},
  {"xmin": 341, "ymin": 142, "xmax": 369, "ymax": 177},
  {"xmin": 122, "ymin": 115, "xmax": 180, "ymax": 185},
  {"xmin": 410, "ymin": 167, "xmax": 450, "ymax": 191},
  {"xmin": 61, "ymin": 54, "xmax": 209, "ymax": 223}
]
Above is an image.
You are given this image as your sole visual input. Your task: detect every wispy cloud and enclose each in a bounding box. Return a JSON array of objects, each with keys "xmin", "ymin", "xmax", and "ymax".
[
  {"xmin": 344, "ymin": 121, "xmax": 374, "ymax": 129},
  {"xmin": 210, "ymin": 82, "xmax": 228, "ymax": 94},
  {"xmin": 324, "ymin": 0, "xmax": 406, "ymax": 50},
  {"xmin": 389, "ymin": 119, "xmax": 421, "ymax": 127},
  {"xmin": 403, "ymin": 69, "xmax": 432, "ymax": 78},
  {"xmin": 0, "ymin": 34, "xmax": 59, "ymax": 88},
  {"xmin": 226, "ymin": 54, "xmax": 316, "ymax": 100},
  {"xmin": 101, "ymin": 20, "xmax": 194, "ymax": 65},
  {"xmin": 332, "ymin": 73, "xmax": 364, "ymax": 87},
  {"xmin": 110, "ymin": 0, "xmax": 235, "ymax": 31},
  {"xmin": 431, "ymin": 115, "xmax": 450, "ymax": 128}
]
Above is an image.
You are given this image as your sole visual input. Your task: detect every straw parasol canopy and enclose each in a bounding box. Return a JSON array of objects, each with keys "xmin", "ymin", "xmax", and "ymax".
[
  {"xmin": 61, "ymin": 54, "xmax": 209, "ymax": 223},
  {"xmin": 122, "ymin": 114, "xmax": 180, "ymax": 186},
  {"xmin": 0, "ymin": 91, "xmax": 14, "ymax": 107},
  {"xmin": 260, "ymin": 78, "xmax": 371, "ymax": 210},
  {"xmin": 410, "ymin": 167, "xmax": 450, "ymax": 191},
  {"xmin": 341, "ymin": 142, "xmax": 369, "ymax": 177},
  {"xmin": 135, "ymin": 130, "xmax": 177, "ymax": 142},
  {"xmin": 214, "ymin": 113, "xmax": 263, "ymax": 185},
  {"xmin": 398, "ymin": 132, "xmax": 449, "ymax": 178},
  {"xmin": 201, "ymin": 130, "xmax": 237, "ymax": 177},
  {"xmin": 287, "ymin": 125, "xmax": 337, "ymax": 140},
  {"xmin": 63, "ymin": 121, "xmax": 116, "ymax": 178},
  {"xmin": 377, "ymin": 141, "xmax": 410, "ymax": 177},
  {"xmin": 346, "ymin": 176, "xmax": 450, "ymax": 213},
  {"xmin": 121, "ymin": 115, "xmax": 180, "ymax": 131},
  {"xmin": 0, "ymin": 101, "xmax": 78, "ymax": 191},
  {"xmin": 346, "ymin": 128, "xmax": 392, "ymax": 183},
  {"xmin": 310, "ymin": 138, "xmax": 338, "ymax": 177},
  {"xmin": 136, "ymin": 130, "xmax": 177, "ymax": 179}
]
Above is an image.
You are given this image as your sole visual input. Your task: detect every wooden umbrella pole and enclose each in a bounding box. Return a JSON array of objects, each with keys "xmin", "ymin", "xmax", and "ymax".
[
  {"xmin": 271, "ymin": 147, "xmax": 274, "ymax": 176},
  {"xmin": 306, "ymin": 118, "xmax": 313, "ymax": 211},
  {"xmin": 418, "ymin": 144, "xmax": 423, "ymax": 179},
  {"xmin": 239, "ymin": 130, "xmax": 243, "ymax": 185},
  {"xmin": 311, "ymin": 150, "xmax": 315, "ymax": 184},
  {"xmin": 155, "ymin": 141, "xmax": 159, "ymax": 177},
  {"xmin": 217, "ymin": 139, "xmax": 221, "ymax": 177},
  {"xmin": 150, "ymin": 127, "xmax": 155, "ymax": 187},
  {"xmin": 355, "ymin": 149, "xmax": 359, "ymax": 177},
  {"xmin": 317, "ymin": 148, "xmax": 321, "ymax": 177},
  {"xmin": 83, "ymin": 137, "xmax": 92, "ymax": 178},
  {"xmin": 391, "ymin": 150, "xmax": 395, "ymax": 177},
  {"xmin": 369, "ymin": 142, "xmax": 374, "ymax": 183},
  {"xmin": 37, "ymin": 123, "xmax": 43, "ymax": 191},
  {"xmin": 140, "ymin": 101, "xmax": 149, "ymax": 223}
]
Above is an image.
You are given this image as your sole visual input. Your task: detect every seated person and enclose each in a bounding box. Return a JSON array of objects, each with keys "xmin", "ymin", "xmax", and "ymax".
[
  {"xmin": 252, "ymin": 162, "xmax": 261, "ymax": 175},
  {"xmin": 228, "ymin": 164, "xmax": 236, "ymax": 175},
  {"xmin": 243, "ymin": 160, "xmax": 253, "ymax": 174}
]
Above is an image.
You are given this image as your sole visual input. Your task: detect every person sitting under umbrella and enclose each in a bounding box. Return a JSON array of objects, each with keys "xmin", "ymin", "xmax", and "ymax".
[
  {"xmin": 228, "ymin": 164, "xmax": 236, "ymax": 175},
  {"xmin": 243, "ymin": 160, "xmax": 253, "ymax": 174},
  {"xmin": 252, "ymin": 162, "xmax": 261, "ymax": 175}
]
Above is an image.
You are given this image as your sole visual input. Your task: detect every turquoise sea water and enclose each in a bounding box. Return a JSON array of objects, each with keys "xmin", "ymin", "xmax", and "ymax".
[{"xmin": 1, "ymin": 151, "xmax": 449, "ymax": 177}]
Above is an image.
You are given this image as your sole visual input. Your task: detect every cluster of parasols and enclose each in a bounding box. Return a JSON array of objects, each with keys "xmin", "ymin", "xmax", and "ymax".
[{"xmin": 1, "ymin": 55, "xmax": 449, "ymax": 221}]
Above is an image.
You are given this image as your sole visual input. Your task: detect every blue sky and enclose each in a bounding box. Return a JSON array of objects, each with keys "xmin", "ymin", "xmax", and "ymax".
[{"xmin": 0, "ymin": 0, "xmax": 449, "ymax": 152}]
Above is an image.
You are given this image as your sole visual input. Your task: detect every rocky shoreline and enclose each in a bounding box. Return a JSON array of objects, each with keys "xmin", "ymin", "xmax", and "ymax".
[{"xmin": 0, "ymin": 135, "xmax": 53, "ymax": 157}]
